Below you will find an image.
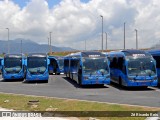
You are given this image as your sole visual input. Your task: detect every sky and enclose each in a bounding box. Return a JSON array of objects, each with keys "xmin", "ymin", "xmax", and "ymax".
[{"xmin": 0, "ymin": 0, "xmax": 159, "ymax": 50}]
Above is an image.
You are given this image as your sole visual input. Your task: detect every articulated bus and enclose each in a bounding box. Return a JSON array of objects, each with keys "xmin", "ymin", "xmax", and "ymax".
[
  {"xmin": 48, "ymin": 56, "xmax": 64, "ymax": 75},
  {"xmin": 64, "ymin": 51, "xmax": 110, "ymax": 86},
  {"xmin": 1, "ymin": 54, "xmax": 26, "ymax": 80},
  {"xmin": 107, "ymin": 49, "xmax": 158, "ymax": 87},
  {"xmin": 147, "ymin": 49, "xmax": 160, "ymax": 85},
  {"xmin": 25, "ymin": 53, "xmax": 49, "ymax": 82}
]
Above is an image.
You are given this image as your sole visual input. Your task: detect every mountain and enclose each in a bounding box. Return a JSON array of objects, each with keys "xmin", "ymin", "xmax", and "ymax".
[{"xmin": 0, "ymin": 39, "xmax": 75, "ymax": 54}]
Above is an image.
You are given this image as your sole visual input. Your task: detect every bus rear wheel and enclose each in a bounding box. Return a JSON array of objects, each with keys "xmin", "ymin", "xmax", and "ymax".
[
  {"xmin": 119, "ymin": 77, "xmax": 122, "ymax": 87},
  {"xmin": 78, "ymin": 76, "xmax": 82, "ymax": 86}
]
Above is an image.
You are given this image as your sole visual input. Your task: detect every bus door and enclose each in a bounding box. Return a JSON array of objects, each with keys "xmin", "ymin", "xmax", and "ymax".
[
  {"xmin": 70, "ymin": 58, "xmax": 79, "ymax": 81},
  {"xmin": 110, "ymin": 57, "xmax": 119, "ymax": 82},
  {"xmin": 64, "ymin": 58, "xmax": 70, "ymax": 77},
  {"xmin": 118, "ymin": 57, "xmax": 126, "ymax": 83}
]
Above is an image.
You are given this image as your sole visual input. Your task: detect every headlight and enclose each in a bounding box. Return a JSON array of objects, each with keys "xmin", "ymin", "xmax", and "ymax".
[
  {"xmin": 128, "ymin": 77, "xmax": 134, "ymax": 82},
  {"xmin": 153, "ymin": 76, "xmax": 158, "ymax": 81},
  {"xmin": 106, "ymin": 75, "xmax": 110, "ymax": 79},
  {"xmin": 84, "ymin": 76, "xmax": 89, "ymax": 80}
]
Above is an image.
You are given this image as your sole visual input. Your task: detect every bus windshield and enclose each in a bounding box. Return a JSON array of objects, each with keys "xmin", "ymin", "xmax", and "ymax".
[
  {"xmin": 4, "ymin": 58, "xmax": 22, "ymax": 73},
  {"xmin": 127, "ymin": 56, "xmax": 156, "ymax": 76},
  {"xmin": 28, "ymin": 57, "xmax": 47, "ymax": 74},
  {"xmin": 83, "ymin": 57, "xmax": 109, "ymax": 75}
]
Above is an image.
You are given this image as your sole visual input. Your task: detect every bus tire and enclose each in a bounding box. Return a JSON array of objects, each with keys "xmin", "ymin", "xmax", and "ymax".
[
  {"xmin": 78, "ymin": 76, "xmax": 82, "ymax": 86},
  {"xmin": 44, "ymin": 80, "xmax": 48, "ymax": 83},
  {"xmin": 119, "ymin": 77, "xmax": 122, "ymax": 87}
]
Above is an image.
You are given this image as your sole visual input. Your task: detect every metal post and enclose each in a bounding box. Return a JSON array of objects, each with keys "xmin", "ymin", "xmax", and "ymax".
[
  {"xmin": 85, "ymin": 40, "xmax": 86, "ymax": 51},
  {"xmin": 21, "ymin": 40, "xmax": 22, "ymax": 53},
  {"xmin": 48, "ymin": 37, "xmax": 50, "ymax": 53},
  {"xmin": 49, "ymin": 32, "xmax": 52, "ymax": 53},
  {"xmin": 100, "ymin": 15, "xmax": 103, "ymax": 51},
  {"xmin": 105, "ymin": 32, "xmax": 107, "ymax": 50},
  {"xmin": 135, "ymin": 29, "xmax": 138, "ymax": 49},
  {"xmin": 124, "ymin": 22, "xmax": 125, "ymax": 50},
  {"xmin": 6, "ymin": 28, "xmax": 9, "ymax": 53}
]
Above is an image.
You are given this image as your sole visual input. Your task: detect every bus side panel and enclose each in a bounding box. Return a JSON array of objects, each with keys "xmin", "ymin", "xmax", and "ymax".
[
  {"xmin": 48, "ymin": 65, "xmax": 54, "ymax": 74},
  {"xmin": 157, "ymin": 68, "xmax": 160, "ymax": 85},
  {"xmin": 110, "ymin": 68, "xmax": 119, "ymax": 84}
]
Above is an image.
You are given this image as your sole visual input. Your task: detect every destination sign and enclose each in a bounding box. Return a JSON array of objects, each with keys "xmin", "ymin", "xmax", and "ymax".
[
  {"xmin": 88, "ymin": 55, "xmax": 100, "ymax": 58},
  {"xmin": 7, "ymin": 55, "xmax": 21, "ymax": 58},
  {"xmin": 132, "ymin": 54, "xmax": 145, "ymax": 57},
  {"xmin": 30, "ymin": 55, "xmax": 46, "ymax": 57}
]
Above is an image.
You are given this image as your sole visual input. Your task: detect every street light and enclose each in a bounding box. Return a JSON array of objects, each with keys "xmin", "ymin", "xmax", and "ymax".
[
  {"xmin": 6, "ymin": 28, "xmax": 9, "ymax": 53},
  {"xmin": 48, "ymin": 37, "xmax": 50, "ymax": 53},
  {"xmin": 49, "ymin": 32, "xmax": 52, "ymax": 53},
  {"xmin": 100, "ymin": 15, "xmax": 103, "ymax": 51},
  {"xmin": 124, "ymin": 22, "xmax": 125, "ymax": 50},
  {"xmin": 21, "ymin": 40, "xmax": 22, "ymax": 53},
  {"xmin": 105, "ymin": 32, "xmax": 107, "ymax": 50},
  {"xmin": 135, "ymin": 29, "xmax": 138, "ymax": 49},
  {"xmin": 85, "ymin": 40, "xmax": 86, "ymax": 51}
]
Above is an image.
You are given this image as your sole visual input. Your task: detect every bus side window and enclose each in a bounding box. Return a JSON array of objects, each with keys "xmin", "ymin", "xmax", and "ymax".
[{"xmin": 153, "ymin": 56, "xmax": 160, "ymax": 68}]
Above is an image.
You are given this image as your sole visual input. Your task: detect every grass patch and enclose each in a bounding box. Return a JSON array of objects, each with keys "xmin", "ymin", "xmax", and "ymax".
[{"xmin": 0, "ymin": 93, "xmax": 159, "ymax": 120}]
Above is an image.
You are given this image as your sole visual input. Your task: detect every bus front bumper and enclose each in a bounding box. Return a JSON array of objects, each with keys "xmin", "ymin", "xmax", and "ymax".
[
  {"xmin": 25, "ymin": 74, "xmax": 49, "ymax": 81},
  {"xmin": 3, "ymin": 73, "xmax": 24, "ymax": 80},
  {"xmin": 126, "ymin": 80, "xmax": 158, "ymax": 87},
  {"xmin": 82, "ymin": 76, "xmax": 110, "ymax": 85}
]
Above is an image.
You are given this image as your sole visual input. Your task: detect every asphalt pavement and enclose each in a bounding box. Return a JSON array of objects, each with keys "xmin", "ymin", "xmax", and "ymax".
[{"xmin": 0, "ymin": 75, "xmax": 160, "ymax": 108}]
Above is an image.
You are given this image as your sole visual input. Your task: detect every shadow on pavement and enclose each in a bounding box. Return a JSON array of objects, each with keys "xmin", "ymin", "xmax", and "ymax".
[
  {"xmin": 109, "ymin": 81, "xmax": 156, "ymax": 91},
  {"xmin": 62, "ymin": 76, "xmax": 109, "ymax": 89}
]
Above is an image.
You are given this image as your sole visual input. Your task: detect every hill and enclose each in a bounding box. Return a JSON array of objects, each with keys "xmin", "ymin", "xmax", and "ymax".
[{"xmin": 0, "ymin": 39, "xmax": 75, "ymax": 54}]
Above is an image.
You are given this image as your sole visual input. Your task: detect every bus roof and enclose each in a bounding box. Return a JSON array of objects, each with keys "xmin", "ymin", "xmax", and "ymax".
[
  {"xmin": 68, "ymin": 51, "xmax": 106, "ymax": 57},
  {"xmin": 27, "ymin": 53, "xmax": 47, "ymax": 57},
  {"xmin": 48, "ymin": 56, "xmax": 64, "ymax": 59},
  {"xmin": 146, "ymin": 49, "xmax": 160, "ymax": 56},
  {"xmin": 121, "ymin": 49, "xmax": 147, "ymax": 55},
  {"xmin": 108, "ymin": 49, "xmax": 150, "ymax": 57}
]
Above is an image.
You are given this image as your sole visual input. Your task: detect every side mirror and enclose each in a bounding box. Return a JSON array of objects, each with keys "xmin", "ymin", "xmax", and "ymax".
[
  {"xmin": 108, "ymin": 60, "xmax": 110, "ymax": 66},
  {"xmin": 1, "ymin": 59, "xmax": 4, "ymax": 66},
  {"xmin": 47, "ymin": 59, "xmax": 50, "ymax": 65},
  {"xmin": 24, "ymin": 59, "xmax": 27, "ymax": 66}
]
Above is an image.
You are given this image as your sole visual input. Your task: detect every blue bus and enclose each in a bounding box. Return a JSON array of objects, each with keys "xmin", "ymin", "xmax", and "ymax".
[
  {"xmin": 64, "ymin": 51, "xmax": 110, "ymax": 86},
  {"xmin": 0, "ymin": 57, "xmax": 3, "ymax": 74},
  {"xmin": 48, "ymin": 56, "xmax": 64, "ymax": 75},
  {"xmin": 147, "ymin": 49, "xmax": 160, "ymax": 85},
  {"xmin": 1, "ymin": 54, "xmax": 26, "ymax": 80},
  {"xmin": 107, "ymin": 49, "xmax": 158, "ymax": 87},
  {"xmin": 25, "ymin": 53, "xmax": 49, "ymax": 82}
]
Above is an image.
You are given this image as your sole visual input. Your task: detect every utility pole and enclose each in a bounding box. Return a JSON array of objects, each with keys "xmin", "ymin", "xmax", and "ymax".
[
  {"xmin": 105, "ymin": 32, "xmax": 107, "ymax": 50},
  {"xmin": 124, "ymin": 22, "xmax": 125, "ymax": 50},
  {"xmin": 49, "ymin": 32, "xmax": 52, "ymax": 53},
  {"xmin": 48, "ymin": 37, "xmax": 50, "ymax": 53},
  {"xmin": 100, "ymin": 15, "xmax": 103, "ymax": 51},
  {"xmin": 135, "ymin": 29, "xmax": 138, "ymax": 49},
  {"xmin": 85, "ymin": 40, "xmax": 86, "ymax": 51},
  {"xmin": 6, "ymin": 28, "xmax": 9, "ymax": 53},
  {"xmin": 21, "ymin": 40, "xmax": 22, "ymax": 53}
]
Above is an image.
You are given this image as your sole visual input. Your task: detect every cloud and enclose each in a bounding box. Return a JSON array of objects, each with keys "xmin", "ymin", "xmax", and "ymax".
[{"xmin": 0, "ymin": 0, "xmax": 159, "ymax": 50}]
